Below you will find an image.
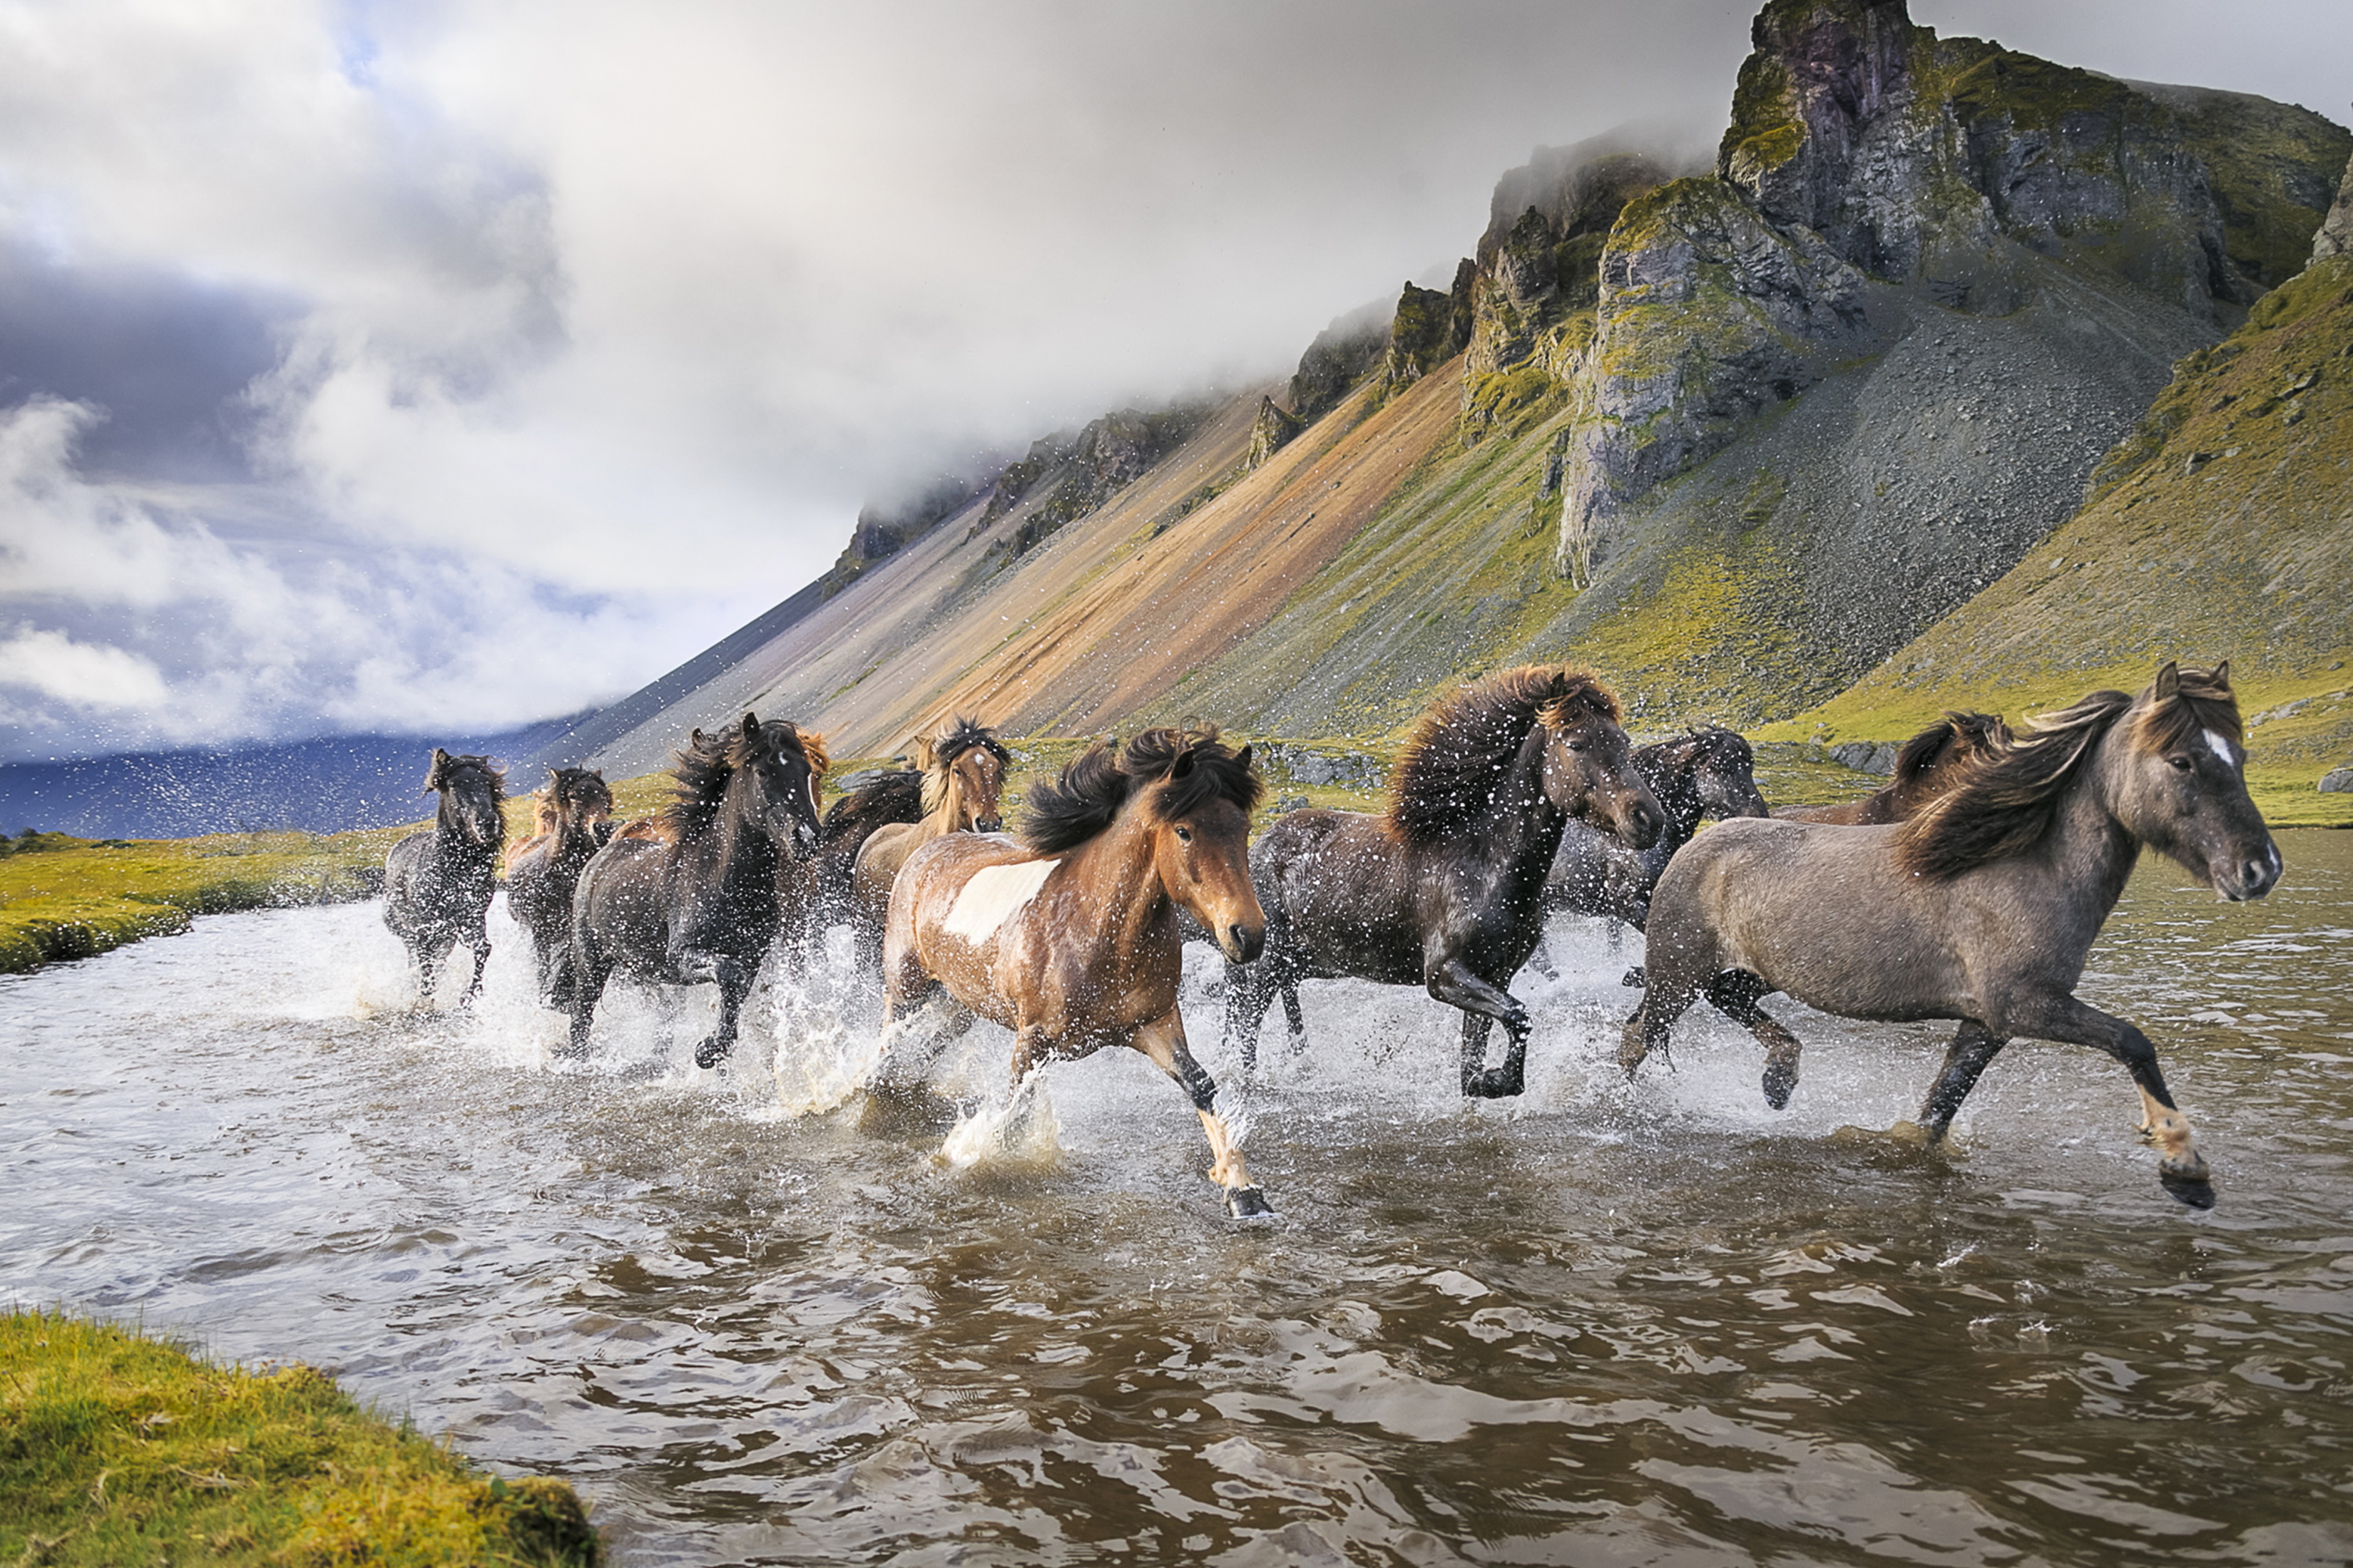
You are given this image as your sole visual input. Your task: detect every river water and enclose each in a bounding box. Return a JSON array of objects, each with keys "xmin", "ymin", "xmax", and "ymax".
[{"xmin": 4, "ymin": 832, "xmax": 2351, "ymax": 1566}]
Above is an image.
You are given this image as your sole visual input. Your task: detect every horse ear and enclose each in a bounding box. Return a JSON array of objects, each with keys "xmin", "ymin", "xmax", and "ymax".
[
  {"xmin": 742, "ymin": 712, "xmax": 760, "ymax": 736},
  {"xmin": 2213, "ymin": 659, "xmax": 2230, "ymax": 686},
  {"xmin": 427, "ymin": 747, "xmax": 451, "ymax": 790},
  {"xmin": 1235, "ymin": 744, "xmax": 1253, "ymax": 773},
  {"xmin": 2153, "ymin": 661, "xmax": 2180, "ymax": 700},
  {"xmin": 1166, "ymin": 748, "xmax": 1197, "ymax": 780}
]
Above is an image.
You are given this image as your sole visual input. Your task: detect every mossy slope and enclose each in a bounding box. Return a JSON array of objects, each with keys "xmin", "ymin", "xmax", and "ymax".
[{"xmin": 0, "ymin": 1309, "xmax": 597, "ymax": 1566}]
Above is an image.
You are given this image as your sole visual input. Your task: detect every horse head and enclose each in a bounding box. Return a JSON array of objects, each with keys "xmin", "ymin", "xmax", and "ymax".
[
  {"xmin": 426, "ymin": 748, "xmax": 504, "ymax": 848},
  {"xmin": 729, "ymin": 712, "xmax": 827, "ymax": 858},
  {"xmin": 1689, "ymin": 726, "xmax": 1769, "ymax": 820},
  {"xmin": 929, "ymin": 717, "xmax": 1010, "ymax": 835},
  {"xmin": 1536, "ymin": 680, "xmax": 1664, "ymax": 851},
  {"xmin": 1132, "ymin": 729, "xmax": 1265, "ymax": 964},
  {"xmin": 2111, "ymin": 661, "xmax": 2280, "ymax": 902},
  {"xmin": 558, "ymin": 768, "xmax": 613, "ymax": 829}
]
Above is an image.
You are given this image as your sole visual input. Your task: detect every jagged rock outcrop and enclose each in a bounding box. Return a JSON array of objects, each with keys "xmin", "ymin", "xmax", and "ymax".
[
  {"xmin": 1245, "ymin": 395, "xmax": 1305, "ymax": 469},
  {"xmin": 1548, "ymin": 0, "xmax": 2348, "ymax": 579},
  {"xmin": 968, "ymin": 402, "xmax": 1214, "ymax": 561},
  {"xmin": 1289, "ymin": 300, "xmax": 1393, "ymax": 421},
  {"xmin": 2315, "ymin": 147, "xmax": 2353, "ymax": 260},
  {"xmin": 1376, "ymin": 262, "xmax": 1475, "ymax": 398},
  {"xmin": 1467, "ymin": 142, "xmax": 1671, "ymax": 380},
  {"xmin": 819, "ymin": 474, "xmax": 991, "ymax": 599}
]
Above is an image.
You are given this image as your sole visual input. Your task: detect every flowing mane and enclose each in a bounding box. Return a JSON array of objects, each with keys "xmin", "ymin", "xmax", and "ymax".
[
  {"xmin": 1388, "ymin": 665, "xmax": 1620, "ymax": 846},
  {"xmin": 1020, "ymin": 726, "xmax": 1261, "ymax": 853},
  {"xmin": 1893, "ymin": 711, "xmax": 2012, "ymax": 788},
  {"xmin": 822, "ymin": 769, "xmax": 925, "ymax": 844},
  {"xmin": 919, "ymin": 716, "xmax": 1013, "ymax": 816},
  {"xmin": 663, "ymin": 718, "xmax": 828, "ymax": 837},
  {"xmin": 1897, "ymin": 668, "xmax": 2238, "ymax": 879}
]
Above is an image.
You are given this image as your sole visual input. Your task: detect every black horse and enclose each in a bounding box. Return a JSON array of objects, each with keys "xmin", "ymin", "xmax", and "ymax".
[
  {"xmin": 568, "ymin": 715, "xmax": 827, "ymax": 1067},
  {"xmin": 1224, "ymin": 666, "xmax": 1663, "ymax": 1097},
  {"xmin": 791, "ymin": 767, "xmax": 925, "ymax": 955},
  {"xmin": 384, "ymin": 748, "xmax": 506, "ymax": 1006},
  {"xmin": 1547, "ymin": 725, "xmax": 1769, "ymax": 933},
  {"xmin": 504, "ymin": 766, "xmax": 615, "ymax": 1007}
]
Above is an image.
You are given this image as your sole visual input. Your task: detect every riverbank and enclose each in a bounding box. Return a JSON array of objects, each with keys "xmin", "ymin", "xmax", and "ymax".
[{"xmin": 0, "ymin": 1309, "xmax": 598, "ymax": 1566}]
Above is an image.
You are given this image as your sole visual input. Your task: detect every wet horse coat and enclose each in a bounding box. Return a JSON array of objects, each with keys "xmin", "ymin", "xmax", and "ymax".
[
  {"xmin": 1624, "ymin": 664, "xmax": 2278, "ymax": 1205},
  {"xmin": 1548, "ymin": 725, "xmax": 1769, "ymax": 932},
  {"xmin": 878, "ymin": 729, "xmax": 1272, "ymax": 1216},
  {"xmin": 383, "ymin": 749, "xmax": 505, "ymax": 1005},
  {"xmin": 504, "ymin": 766, "xmax": 615, "ymax": 1007},
  {"xmin": 850, "ymin": 717, "xmax": 1009, "ymax": 959}
]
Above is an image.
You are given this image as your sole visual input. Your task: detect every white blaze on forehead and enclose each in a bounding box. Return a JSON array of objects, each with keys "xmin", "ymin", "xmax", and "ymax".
[
  {"xmin": 2205, "ymin": 729, "xmax": 2237, "ymax": 768},
  {"xmin": 943, "ymin": 858, "xmax": 1059, "ymax": 942}
]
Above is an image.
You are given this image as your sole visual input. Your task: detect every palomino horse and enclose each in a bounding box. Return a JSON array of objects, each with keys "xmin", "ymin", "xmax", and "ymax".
[
  {"xmin": 1622, "ymin": 664, "xmax": 2278, "ymax": 1206},
  {"xmin": 1225, "ymin": 666, "xmax": 1664, "ymax": 1097},
  {"xmin": 877, "ymin": 728, "xmax": 1271, "ymax": 1217},
  {"xmin": 504, "ymin": 766, "xmax": 614, "ymax": 1006},
  {"xmin": 1776, "ymin": 711, "xmax": 2011, "ymax": 825},
  {"xmin": 850, "ymin": 717, "xmax": 1010, "ymax": 957},
  {"xmin": 384, "ymin": 749, "xmax": 506, "ymax": 1005},
  {"xmin": 1548, "ymin": 725, "xmax": 1769, "ymax": 932},
  {"xmin": 569, "ymin": 715, "xmax": 827, "ymax": 1068}
]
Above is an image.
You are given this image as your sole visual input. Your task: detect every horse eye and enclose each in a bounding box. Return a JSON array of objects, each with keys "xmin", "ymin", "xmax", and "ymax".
[
  {"xmin": 1175, "ymin": 825, "xmax": 1194, "ymax": 844},
  {"xmin": 2169, "ymin": 755, "xmax": 2194, "ymax": 772}
]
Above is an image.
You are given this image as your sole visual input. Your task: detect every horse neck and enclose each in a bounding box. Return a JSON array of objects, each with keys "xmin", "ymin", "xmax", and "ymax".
[
  {"xmin": 1063, "ymin": 802, "xmax": 1173, "ymax": 960},
  {"xmin": 2038, "ymin": 729, "xmax": 2144, "ymax": 919},
  {"xmin": 1480, "ymin": 726, "xmax": 1569, "ymax": 871},
  {"xmin": 919, "ymin": 772, "xmax": 966, "ymax": 842},
  {"xmin": 691, "ymin": 772, "xmax": 780, "ymax": 890},
  {"xmin": 1641, "ymin": 749, "xmax": 1706, "ymax": 841}
]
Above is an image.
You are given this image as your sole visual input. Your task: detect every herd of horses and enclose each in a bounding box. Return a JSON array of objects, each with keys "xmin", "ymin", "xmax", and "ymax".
[{"xmin": 383, "ymin": 659, "xmax": 2279, "ymax": 1216}]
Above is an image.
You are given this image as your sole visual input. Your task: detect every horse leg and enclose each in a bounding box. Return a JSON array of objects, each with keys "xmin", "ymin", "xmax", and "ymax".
[
  {"xmin": 1704, "ymin": 970, "xmax": 1805, "ymax": 1111},
  {"xmin": 1919, "ymin": 1020, "xmax": 2007, "ymax": 1143},
  {"xmin": 1425, "ymin": 959, "xmax": 1530, "ymax": 1098},
  {"xmin": 1133, "ymin": 1010, "xmax": 1272, "ymax": 1219},
  {"xmin": 461, "ymin": 923, "xmax": 491, "ymax": 1005},
  {"xmin": 871, "ymin": 994, "xmax": 972, "ymax": 1098},
  {"xmin": 565, "ymin": 933, "xmax": 611, "ymax": 1060},
  {"xmin": 694, "ymin": 954, "xmax": 753, "ymax": 1069},
  {"xmin": 1220, "ymin": 956, "xmax": 1266, "ymax": 1074},
  {"xmin": 1998, "ymin": 992, "xmax": 2213, "ymax": 1203},
  {"xmin": 1619, "ymin": 917, "xmax": 1712, "ymax": 1082},
  {"xmin": 1279, "ymin": 982, "xmax": 1307, "ymax": 1057}
]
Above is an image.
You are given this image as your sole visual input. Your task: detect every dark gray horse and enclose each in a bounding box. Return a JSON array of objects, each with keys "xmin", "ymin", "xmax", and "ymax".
[
  {"xmin": 1547, "ymin": 725, "xmax": 1769, "ymax": 932},
  {"xmin": 1622, "ymin": 663, "xmax": 2278, "ymax": 1206},
  {"xmin": 504, "ymin": 766, "xmax": 615, "ymax": 1007},
  {"xmin": 383, "ymin": 748, "xmax": 506, "ymax": 1006},
  {"xmin": 1224, "ymin": 666, "xmax": 1663, "ymax": 1097},
  {"xmin": 568, "ymin": 715, "xmax": 827, "ymax": 1068}
]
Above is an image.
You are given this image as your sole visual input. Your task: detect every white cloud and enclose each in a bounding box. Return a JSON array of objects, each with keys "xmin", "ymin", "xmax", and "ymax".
[{"xmin": 0, "ymin": 628, "xmax": 167, "ymax": 710}]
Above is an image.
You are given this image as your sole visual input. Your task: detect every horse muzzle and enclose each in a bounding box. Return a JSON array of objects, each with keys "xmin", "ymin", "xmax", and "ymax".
[
  {"xmin": 975, "ymin": 814, "xmax": 1004, "ymax": 835},
  {"xmin": 1619, "ymin": 795, "xmax": 1665, "ymax": 852},
  {"xmin": 2213, "ymin": 842, "xmax": 2282, "ymax": 902},
  {"xmin": 1221, "ymin": 922, "xmax": 1265, "ymax": 965}
]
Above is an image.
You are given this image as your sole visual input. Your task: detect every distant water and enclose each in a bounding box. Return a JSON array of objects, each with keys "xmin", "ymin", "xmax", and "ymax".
[
  {"xmin": 2, "ymin": 833, "xmax": 2349, "ymax": 1565},
  {"xmin": 0, "ymin": 716, "xmax": 584, "ymax": 839}
]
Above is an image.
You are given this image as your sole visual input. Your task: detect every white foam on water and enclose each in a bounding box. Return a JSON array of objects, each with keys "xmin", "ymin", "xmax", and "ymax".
[{"xmin": 936, "ymin": 1072, "xmax": 1063, "ymax": 1172}]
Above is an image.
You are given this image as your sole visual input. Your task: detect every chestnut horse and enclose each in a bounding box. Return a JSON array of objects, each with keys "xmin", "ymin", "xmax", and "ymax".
[
  {"xmin": 1224, "ymin": 666, "xmax": 1664, "ymax": 1097},
  {"xmin": 1777, "ymin": 711, "xmax": 2012, "ymax": 825},
  {"xmin": 849, "ymin": 717, "xmax": 1010, "ymax": 959},
  {"xmin": 569, "ymin": 715, "xmax": 827, "ymax": 1067},
  {"xmin": 1623, "ymin": 664, "xmax": 2278, "ymax": 1206},
  {"xmin": 504, "ymin": 766, "xmax": 614, "ymax": 1006},
  {"xmin": 384, "ymin": 749, "xmax": 505, "ymax": 1005},
  {"xmin": 877, "ymin": 728, "xmax": 1272, "ymax": 1217}
]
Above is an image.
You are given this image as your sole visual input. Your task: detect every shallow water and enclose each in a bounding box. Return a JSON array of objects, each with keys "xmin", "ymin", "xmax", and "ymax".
[{"xmin": 4, "ymin": 833, "xmax": 2351, "ymax": 1566}]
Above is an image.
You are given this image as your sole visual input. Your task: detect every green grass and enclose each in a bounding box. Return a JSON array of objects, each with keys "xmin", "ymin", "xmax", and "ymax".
[{"xmin": 0, "ymin": 1309, "xmax": 597, "ymax": 1566}]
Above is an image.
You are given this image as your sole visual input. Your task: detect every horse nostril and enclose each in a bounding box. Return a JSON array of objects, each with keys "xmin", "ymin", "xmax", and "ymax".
[{"xmin": 1229, "ymin": 923, "xmax": 1264, "ymax": 962}]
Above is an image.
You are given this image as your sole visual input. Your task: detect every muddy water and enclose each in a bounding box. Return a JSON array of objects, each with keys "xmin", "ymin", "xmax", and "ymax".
[{"xmin": 4, "ymin": 834, "xmax": 2351, "ymax": 1566}]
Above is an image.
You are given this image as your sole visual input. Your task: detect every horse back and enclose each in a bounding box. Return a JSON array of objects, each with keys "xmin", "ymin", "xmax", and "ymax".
[
  {"xmin": 890, "ymin": 832, "xmax": 1046, "ymax": 1028},
  {"xmin": 1253, "ymin": 809, "xmax": 1431, "ymax": 984},
  {"xmin": 572, "ymin": 836, "xmax": 676, "ymax": 974}
]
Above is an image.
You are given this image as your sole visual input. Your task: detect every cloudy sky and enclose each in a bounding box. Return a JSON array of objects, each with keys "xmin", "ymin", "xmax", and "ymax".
[{"xmin": 0, "ymin": 1, "xmax": 2344, "ymax": 761}]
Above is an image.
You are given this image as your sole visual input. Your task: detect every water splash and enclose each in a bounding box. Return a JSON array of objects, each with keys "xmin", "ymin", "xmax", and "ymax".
[{"xmin": 936, "ymin": 1071, "xmax": 1062, "ymax": 1172}]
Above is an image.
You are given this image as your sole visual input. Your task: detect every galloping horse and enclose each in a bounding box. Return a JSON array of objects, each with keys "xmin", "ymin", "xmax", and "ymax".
[
  {"xmin": 850, "ymin": 717, "xmax": 1010, "ymax": 957},
  {"xmin": 384, "ymin": 749, "xmax": 506, "ymax": 1005},
  {"xmin": 1225, "ymin": 666, "xmax": 1664, "ymax": 1097},
  {"xmin": 569, "ymin": 715, "xmax": 827, "ymax": 1067},
  {"xmin": 1777, "ymin": 711, "xmax": 2012, "ymax": 825},
  {"xmin": 1548, "ymin": 725, "xmax": 1769, "ymax": 932},
  {"xmin": 1622, "ymin": 664, "xmax": 2278, "ymax": 1205},
  {"xmin": 797, "ymin": 769, "xmax": 925, "ymax": 950},
  {"xmin": 877, "ymin": 728, "xmax": 1272, "ymax": 1217},
  {"xmin": 504, "ymin": 766, "xmax": 614, "ymax": 1006}
]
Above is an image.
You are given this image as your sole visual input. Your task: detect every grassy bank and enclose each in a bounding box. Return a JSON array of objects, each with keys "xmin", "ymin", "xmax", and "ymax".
[
  {"xmin": 0, "ymin": 829, "xmax": 405, "ymax": 977},
  {"xmin": 0, "ymin": 1309, "xmax": 597, "ymax": 1566}
]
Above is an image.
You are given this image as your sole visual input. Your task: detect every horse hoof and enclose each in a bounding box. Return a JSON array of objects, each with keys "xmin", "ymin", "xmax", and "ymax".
[
  {"xmin": 2160, "ymin": 1170, "xmax": 2217, "ymax": 1210},
  {"xmin": 693, "ymin": 1038, "xmax": 733, "ymax": 1070},
  {"xmin": 1226, "ymin": 1186, "xmax": 1277, "ymax": 1221},
  {"xmin": 1762, "ymin": 1065, "xmax": 1797, "ymax": 1111},
  {"xmin": 1464, "ymin": 1068, "xmax": 1525, "ymax": 1099},
  {"xmin": 1620, "ymin": 966, "xmax": 1646, "ymax": 988}
]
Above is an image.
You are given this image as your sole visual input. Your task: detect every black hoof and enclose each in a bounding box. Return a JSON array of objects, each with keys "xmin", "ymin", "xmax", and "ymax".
[
  {"xmin": 1463, "ymin": 1068, "xmax": 1526, "ymax": 1099},
  {"xmin": 1620, "ymin": 966, "xmax": 1646, "ymax": 988},
  {"xmin": 693, "ymin": 1037, "xmax": 733, "ymax": 1070},
  {"xmin": 1226, "ymin": 1185, "xmax": 1276, "ymax": 1220},
  {"xmin": 1762, "ymin": 1064, "xmax": 1796, "ymax": 1111},
  {"xmin": 2160, "ymin": 1171, "xmax": 2217, "ymax": 1210}
]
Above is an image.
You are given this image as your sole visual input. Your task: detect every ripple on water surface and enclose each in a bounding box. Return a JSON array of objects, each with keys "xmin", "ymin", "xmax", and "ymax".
[{"xmin": 3, "ymin": 836, "xmax": 2351, "ymax": 1566}]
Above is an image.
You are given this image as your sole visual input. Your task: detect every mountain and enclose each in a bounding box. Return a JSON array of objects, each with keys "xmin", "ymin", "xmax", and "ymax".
[{"xmin": 536, "ymin": 0, "xmax": 2351, "ymax": 803}]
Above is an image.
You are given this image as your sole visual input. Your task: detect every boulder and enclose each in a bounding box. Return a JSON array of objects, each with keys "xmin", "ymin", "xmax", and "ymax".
[{"xmin": 2320, "ymin": 766, "xmax": 2353, "ymax": 795}]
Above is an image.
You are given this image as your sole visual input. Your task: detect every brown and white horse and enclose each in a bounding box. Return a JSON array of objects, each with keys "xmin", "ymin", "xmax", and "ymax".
[
  {"xmin": 849, "ymin": 717, "xmax": 1010, "ymax": 960},
  {"xmin": 876, "ymin": 728, "xmax": 1273, "ymax": 1217}
]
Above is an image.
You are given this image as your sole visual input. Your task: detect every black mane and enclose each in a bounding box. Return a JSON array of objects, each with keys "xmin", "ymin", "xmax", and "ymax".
[
  {"xmin": 1020, "ymin": 726, "xmax": 1261, "ymax": 853},
  {"xmin": 1389, "ymin": 666, "xmax": 1620, "ymax": 846},
  {"xmin": 822, "ymin": 769, "xmax": 925, "ymax": 844}
]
